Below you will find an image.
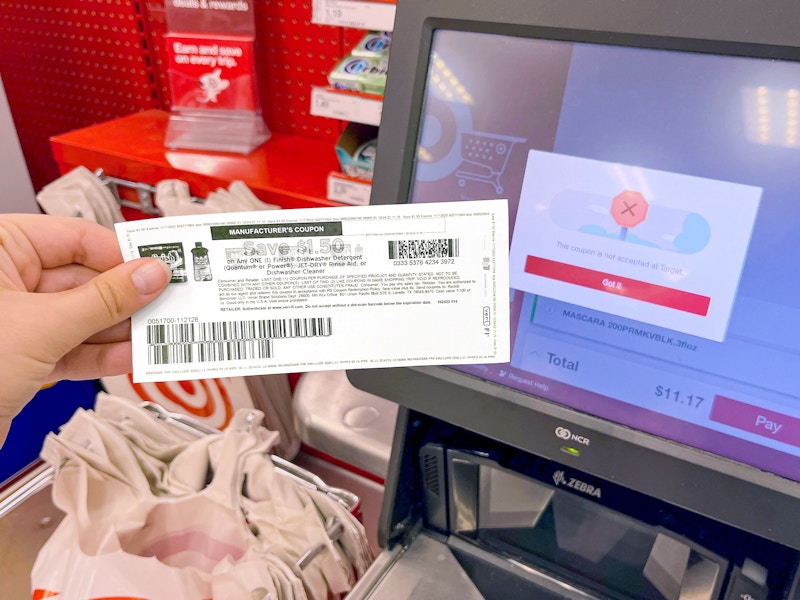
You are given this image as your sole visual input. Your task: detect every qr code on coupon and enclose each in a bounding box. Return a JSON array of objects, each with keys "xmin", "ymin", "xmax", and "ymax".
[{"xmin": 388, "ymin": 238, "xmax": 460, "ymax": 259}]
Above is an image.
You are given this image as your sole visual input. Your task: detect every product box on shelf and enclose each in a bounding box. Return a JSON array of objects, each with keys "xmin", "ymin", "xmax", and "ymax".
[
  {"xmin": 335, "ymin": 122, "xmax": 379, "ymax": 181},
  {"xmin": 328, "ymin": 54, "xmax": 388, "ymax": 95},
  {"xmin": 350, "ymin": 31, "xmax": 392, "ymax": 58}
]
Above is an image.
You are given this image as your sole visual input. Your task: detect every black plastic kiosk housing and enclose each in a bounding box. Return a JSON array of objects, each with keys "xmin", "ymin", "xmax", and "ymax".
[{"xmin": 348, "ymin": 0, "xmax": 800, "ymax": 597}]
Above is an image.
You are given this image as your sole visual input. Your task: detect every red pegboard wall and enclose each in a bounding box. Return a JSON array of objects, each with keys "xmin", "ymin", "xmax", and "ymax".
[
  {"xmin": 255, "ymin": 0, "xmax": 345, "ymax": 139},
  {"xmin": 0, "ymin": 0, "xmax": 351, "ymax": 193},
  {"xmin": 0, "ymin": 1, "xmax": 163, "ymax": 192}
]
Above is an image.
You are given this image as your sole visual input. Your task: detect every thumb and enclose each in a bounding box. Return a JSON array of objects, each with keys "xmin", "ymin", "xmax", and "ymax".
[{"xmin": 51, "ymin": 257, "xmax": 172, "ymax": 350}]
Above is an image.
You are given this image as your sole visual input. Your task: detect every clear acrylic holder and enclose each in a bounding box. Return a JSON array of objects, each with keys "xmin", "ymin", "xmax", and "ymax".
[{"xmin": 164, "ymin": 108, "xmax": 270, "ymax": 154}]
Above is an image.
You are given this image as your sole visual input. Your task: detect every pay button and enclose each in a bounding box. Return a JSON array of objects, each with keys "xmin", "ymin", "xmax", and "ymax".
[{"xmin": 710, "ymin": 395, "xmax": 800, "ymax": 447}]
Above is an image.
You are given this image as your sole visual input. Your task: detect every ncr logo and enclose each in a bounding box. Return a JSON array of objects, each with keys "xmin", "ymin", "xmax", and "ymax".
[
  {"xmin": 555, "ymin": 426, "xmax": 590, "ymax": 446},
  {"xmin": 553, "ymin": 470, "xmax": 602, "ymax": 499}
]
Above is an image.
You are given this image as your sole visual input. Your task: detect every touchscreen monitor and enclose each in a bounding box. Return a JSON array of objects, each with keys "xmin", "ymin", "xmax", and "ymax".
[{"xmin": 409, "ymin": 30, "xmax": 800, "ymax": 483}]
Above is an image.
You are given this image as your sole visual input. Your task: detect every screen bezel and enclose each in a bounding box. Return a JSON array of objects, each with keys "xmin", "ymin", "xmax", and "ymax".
[{"xmin": 348, "ymin": 0, "xmax": 800, "ymax": 548}]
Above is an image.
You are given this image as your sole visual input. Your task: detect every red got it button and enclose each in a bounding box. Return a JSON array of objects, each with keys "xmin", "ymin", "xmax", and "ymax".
[{"xmin": 524, "ymin": 256, "xmax": 711, "ymax": 316}]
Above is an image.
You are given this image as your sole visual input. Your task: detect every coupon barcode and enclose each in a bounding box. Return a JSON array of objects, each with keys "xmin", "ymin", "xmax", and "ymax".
[
  {"xmin": 148, "ymin": 339, "xmax": 273, "ymax": 365},
  {"xmin": 146, "ymin": 317, "xmax": 332, "ymax": 365},
  {"xmin": 388, "ymin": 238, "xmax": 460, "ymax": 259}
]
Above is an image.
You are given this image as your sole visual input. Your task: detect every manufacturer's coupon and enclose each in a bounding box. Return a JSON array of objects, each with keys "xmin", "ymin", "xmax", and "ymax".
[{"xmin": 116, "ymin": 200, "xmax": 509, "ymax": 382}]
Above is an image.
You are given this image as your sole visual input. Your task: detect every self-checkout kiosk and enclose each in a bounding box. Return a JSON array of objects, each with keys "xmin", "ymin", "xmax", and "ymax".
[{"xmin": 346, "ymin": 0, "xmax": 800, "ymax": 597}]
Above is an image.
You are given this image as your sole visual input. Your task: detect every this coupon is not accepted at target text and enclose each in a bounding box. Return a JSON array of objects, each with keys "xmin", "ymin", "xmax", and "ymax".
[{"xmin": 115, "ymin": 199, "xmax": 509, "ymax": 382}]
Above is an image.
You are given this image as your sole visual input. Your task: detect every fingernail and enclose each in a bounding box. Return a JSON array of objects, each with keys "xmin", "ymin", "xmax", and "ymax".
[{"xmin": 131, "ymin": 259, "xmax": 171, "ymax": 295}]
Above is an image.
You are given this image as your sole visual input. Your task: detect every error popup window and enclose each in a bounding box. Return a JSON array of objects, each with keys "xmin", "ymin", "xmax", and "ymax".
[{"xmin": 508, "ymin": 151, "xmax": 762, "ymax": 342}]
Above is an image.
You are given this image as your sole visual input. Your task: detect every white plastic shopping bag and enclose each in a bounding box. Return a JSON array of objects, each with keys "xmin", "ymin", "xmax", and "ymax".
[
  {"xmin": 101, "ymin": 373, "xmax": 300, "ymax": 459},
  {"xmin": 31, "ymin": 395, "xmax": 372, "ymax": 599},
  {"xmin": 32, "ymin": 406, "xmax": 295, "ymax": 599}
]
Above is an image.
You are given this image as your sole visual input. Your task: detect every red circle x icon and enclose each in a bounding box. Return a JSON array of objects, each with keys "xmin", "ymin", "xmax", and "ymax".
[{"xmin": 611, "ymin": 190, "xmax": 649, "ymax": 228}]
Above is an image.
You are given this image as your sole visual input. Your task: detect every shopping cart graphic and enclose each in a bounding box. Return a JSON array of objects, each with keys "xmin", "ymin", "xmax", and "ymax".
[{"xmin": 455, "ymin": 131, "xmax": 527, "ymax": 194}]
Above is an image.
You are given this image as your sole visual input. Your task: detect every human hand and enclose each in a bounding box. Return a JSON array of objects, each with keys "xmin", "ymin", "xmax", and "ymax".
[{"xmin": 0, "ymin": 214, "xmax": 171, "ymax": 444}]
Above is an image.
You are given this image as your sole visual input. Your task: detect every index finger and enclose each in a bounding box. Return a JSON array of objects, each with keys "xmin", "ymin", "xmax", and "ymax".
[{"xmin": 2, "ymin": 213, "xmax": 123, "ymax": 272}]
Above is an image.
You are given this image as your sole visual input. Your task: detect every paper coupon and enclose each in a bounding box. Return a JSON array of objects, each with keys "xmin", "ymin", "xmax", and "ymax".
[{"xmin": 116, "ymin": 200, "xmax": 509, "ymax": 382}]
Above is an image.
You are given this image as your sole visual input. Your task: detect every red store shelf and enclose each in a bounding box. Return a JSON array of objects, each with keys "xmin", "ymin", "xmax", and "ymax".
[{"xmin": 50, "ymin": 109, "xmax": 345, "ymax": 211}]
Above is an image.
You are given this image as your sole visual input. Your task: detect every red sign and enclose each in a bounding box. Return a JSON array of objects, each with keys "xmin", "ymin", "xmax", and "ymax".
[
  {"xmin": 166, "ymin": 33, "xmax": 258, "ymax": 111},
  {"xmin": 611, "ymin": 190, "xmax": 649, "ymax": 228}
]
